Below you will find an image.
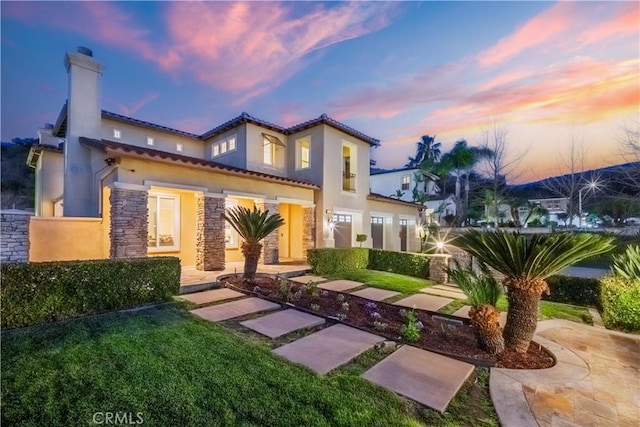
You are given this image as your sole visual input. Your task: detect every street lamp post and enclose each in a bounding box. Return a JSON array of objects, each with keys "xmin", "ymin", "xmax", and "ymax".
[{"xmin": 578, "ymin": 181, "xmax": 598, "ymax": 229}]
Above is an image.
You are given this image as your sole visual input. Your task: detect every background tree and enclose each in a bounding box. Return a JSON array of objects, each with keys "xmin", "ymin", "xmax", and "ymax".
[
  {"xmin": 1, "ymin": 138, "xmax": 37, "ymax": 209},
  {"xmin": 224, "ymin": 206, "xmax": 285, "ymax": 280},
  {"xmin": 405, "ymin": 135, "xmax": 442, "ymax": 168}
]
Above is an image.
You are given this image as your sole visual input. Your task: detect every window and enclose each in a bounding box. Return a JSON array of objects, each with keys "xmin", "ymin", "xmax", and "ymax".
[
  {"xmin": 211, "ymin": 135, "xmax": 236, "ymax": 158},
  {"xmin": 213, "ymin": 145, "xmax": 219, "ymax": 157},
  {"xmin": 221, "ymin": 141, "xmax": 227, "ymax": 154},
  {"xmin": 263, "ymin": 138, "xmax": 275, "ymax": 165},
  {"xmin": 401, "ymin": 175, "xmax": 410, "ymax": 190},
  {"xmin": 228, "ymin": 136, "xmax": 236, "ymax": 150},
  {"xmin": 371, "ymin": 217, "xmax": 383, "ymax": 224},
  {"xmin": 148, "ymin": 194, "xmax": 180, "ymax": 251},
  {"xmin": 342, "ymin": 143, "xmax": 357, "ymax": 192},
  {"xmin": 113, "ymin": 129, "xmax": 121, "ymax": 139},
  {"xmin": 225, "ymin": 199, "xmax": 239, "ymax": 248},
  {"xmin": 147, "ymin": 137, "xmax": 154, "ymax": 146},
  {"xmin": 176, "ymin": 143, "xmax": 183, "ymax": 152},
  {"xmin": 296, "ymin": 137, "xmax": 311, "ymax": 170}
]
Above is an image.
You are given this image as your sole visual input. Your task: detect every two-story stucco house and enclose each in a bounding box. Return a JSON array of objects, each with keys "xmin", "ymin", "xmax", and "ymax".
[{"xmin": 28, "ymin": 47, "xmax": 422, "ymax": 269}]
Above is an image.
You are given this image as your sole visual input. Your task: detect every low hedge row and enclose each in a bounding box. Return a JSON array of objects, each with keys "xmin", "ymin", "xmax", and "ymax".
[
  {"xmin": 544, "ymin": 275, "xmax": 601, "ymax": 307},
  {"xmin": 306, "ymin": 248, "xmax": 369, "ymax": 275},
  {"xmin": 368, "ymin": 249, "xmax": 430, "ymax": 278},
  {"xmin": 600, "ymin": 275, "xmax": 640, "ymax": 332},
  {"xmin": 1, "ymin": 257, "xmax": 181, "ymax": 329},
  {"xmin": 307, "ymin": 248, "xmax": 430, "ymax": 279}
]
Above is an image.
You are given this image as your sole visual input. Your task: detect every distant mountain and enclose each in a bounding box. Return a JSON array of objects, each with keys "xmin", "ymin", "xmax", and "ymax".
[{"xmin": 1, "ymin": 138, "xmax": 37, "ymax": 209}]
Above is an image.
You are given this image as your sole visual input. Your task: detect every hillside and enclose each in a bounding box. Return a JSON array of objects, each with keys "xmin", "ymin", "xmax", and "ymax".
[{"xmin": 1, "ymin": 138, "xmax": 36, "ymax": 209}]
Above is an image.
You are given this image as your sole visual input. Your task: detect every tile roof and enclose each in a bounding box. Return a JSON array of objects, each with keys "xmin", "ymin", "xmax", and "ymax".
[
  {"xmin": 287, "ymin": 114, "xmax": 380, "ymax": 146},
  {"xmin": 370, "ymin": 167, "xmax": 417, "ymax": 175},
  {"xmin": 102, "ymin": 111, "xmax": 201, "ymax": 139},
  {"xmin": 367, "ymin": 193, "xmax": 424, "ymax": 208},
  {"xmin": 79, "ymin": 137, "xmax": 320, "ymax": 190},
  {"xmin": 200, "ymin": 112, "xmax": 286, "ymax": 140}
]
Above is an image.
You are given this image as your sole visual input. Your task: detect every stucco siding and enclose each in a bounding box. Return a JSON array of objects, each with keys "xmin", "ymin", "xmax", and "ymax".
[
  {"xmin": 245, "ymin": 123, "xmax": 288, "ymax": 177},
  {"xmin": 203, "ymin": 124, "xmax": 247, "ymax": 169},
  {"xmin": 30, "ymin": 217, "xmax": 106, "ymax": 261}
]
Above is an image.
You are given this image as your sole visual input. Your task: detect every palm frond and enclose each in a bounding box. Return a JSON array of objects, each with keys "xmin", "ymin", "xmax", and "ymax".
[
  {"xmin": 612, "ymin": 245, "xmax": 640, "ymax": 280},
  {"xmin": 445, "ymin": 261, "xmax": 501, "ymax": 306},
  {"xmin": 224, "ymin": 206, "xmax": 285, "ymax": 244}
]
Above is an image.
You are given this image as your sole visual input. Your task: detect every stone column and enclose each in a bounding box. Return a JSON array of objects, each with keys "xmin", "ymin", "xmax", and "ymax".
[
  {"xmin": 429, "ymin": 254, "xmax": 451, "ymax": 284},
  {"xmin": 302, "ymin": 206, "xmax": 316, "ymax": 258},
  {"xmin": 255, "ymin": 200, "xmax": 279, "ymax": 265},
  {"xmin": 196, "ymin": 194, "xmax": 225, "ymax": 271},
  {"xmin": 0, "ymin": 211, "xmax": 31, "ymax": 263},
  {"xmin": 110, "ymin": 186, "xmax": 148, "ymax": 258}
]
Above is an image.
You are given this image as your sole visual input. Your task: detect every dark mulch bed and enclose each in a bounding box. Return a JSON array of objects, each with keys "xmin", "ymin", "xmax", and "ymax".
[{"xmin": 222, "ymin": 274, "xmax": 555, "ymax": 370}]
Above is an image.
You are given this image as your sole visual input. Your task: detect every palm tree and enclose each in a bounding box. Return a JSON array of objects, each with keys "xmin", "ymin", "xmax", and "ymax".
[
  {"xmin": 224, "ymin": 206, "xmax": 285, "ymax": 280},
  {"xmin": 405, "ymin": 135, "xmax": 441, "ymax": 168},
  {"xmin": 446, "ymin": 262, "xmax": 504, "ymax": 354},
  {"xmin": 453, "ymin": 230, "xmax": 615, "ymax": 353}
]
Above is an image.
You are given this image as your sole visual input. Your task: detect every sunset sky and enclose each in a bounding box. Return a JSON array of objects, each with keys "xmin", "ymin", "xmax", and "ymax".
[{"xmin": 1, "ymin": 1, "xmax": 638, "ymax": 183}]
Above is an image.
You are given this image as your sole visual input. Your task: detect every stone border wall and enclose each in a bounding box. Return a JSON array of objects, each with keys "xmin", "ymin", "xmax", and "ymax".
[{"xmin": 1, "ymin": 211, "xmax": 31, "ymax": 263}]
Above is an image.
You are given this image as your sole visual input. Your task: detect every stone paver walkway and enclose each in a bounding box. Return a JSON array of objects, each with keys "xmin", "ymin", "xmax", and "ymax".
[
  {"xmin": 289, "ymin": 275, "xmax": 327, "ymax": 284},
  {"xmin": 491, "ymin": 320, "xmax": 640, "ymax": 427},
  {"xmin": 191, "ymin": 298, "xmax": 279, "ymax": 322},
  {"xmin": 394, "ymin": 294, "xmax": 453, "ymax": 312},
  {"xmin": 241, "ymin": 309, "xmax": 325, "ymax": 338},
  {"xmin": 273, "ymin": 324, "xmax": 384, "ymax": 374},
  {"xmin": 452, "ymin": 305, "xmax": 507, "ymax": 327},
  {"xmin": 179, "ymin": 288, "xmax": 245, "ymax": 305},
  {"xmin": 350, "ymin": 287, "xmax": 400, "ymax": 301},
  {"xmin": 420, "ymin": 285, "xmax": 466, "ymax": 300},
  {"xmin": 363, "ymin": 345, "xmax": 475, "ymax": 413},
  {"xmin": 318, "ymin": 280, "xmax": 364, "ymax": 292}
]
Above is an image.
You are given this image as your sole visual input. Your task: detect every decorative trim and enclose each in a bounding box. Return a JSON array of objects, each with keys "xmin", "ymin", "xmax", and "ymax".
[
  {"xmin": 112, "ymin": 182, "xmax": 149, "ymax": 192},
  {"xmin": 201, "ymin": 192, "xmax": 226, "ymax": 199},
  {"xmin": 333, "ymin": 207, "xmax": 364, "ymax": 214},
  {"xmin": 223, "ymin": 190, "xmax": 267, "ymax": 200},
  {"xmin": 275, "ymin": 196, "xmax": 315, "ymax": 207},
  {"xmin": 144, "ymin": 180, "xmax": 208, "ymax": 193}
]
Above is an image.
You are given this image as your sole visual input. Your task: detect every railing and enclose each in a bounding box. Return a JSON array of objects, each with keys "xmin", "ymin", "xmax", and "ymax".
[{"xmin": 342, "ymin": 172, "xmax": 356, "ymax": 192}]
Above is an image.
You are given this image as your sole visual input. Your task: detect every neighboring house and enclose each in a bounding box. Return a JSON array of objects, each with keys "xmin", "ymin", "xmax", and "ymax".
[
  {"xmin": 369, "ymin": 167, "xmax": 439, "ymax": 203},
  {"xmin": 27, "ymin": 47, "xmax": 422, "ymax": 268},
  {"xmin": 424, "ymin": 194, "xmax": 457, "ymax": 225}
]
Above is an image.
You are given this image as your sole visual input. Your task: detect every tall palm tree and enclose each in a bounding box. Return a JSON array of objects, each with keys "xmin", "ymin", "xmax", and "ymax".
[
  {"xmin": 406, "ymin": 135, "xmax": 442, "ymax": 168},
  {"xmin": 224, "ymin": 206, "xmax": 285, "ymax": 280},
  {"xmin": 446, "ymin": 262, "xmax": 504, "ymax": 354},
  {"xmin": 453, "ymin": 230, "xmax": 615, "ymax": 353}
]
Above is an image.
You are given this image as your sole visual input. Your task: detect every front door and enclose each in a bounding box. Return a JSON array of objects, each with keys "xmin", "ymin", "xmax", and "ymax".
[
  {"xmin": 371, "ymin": 217, "xmax": 383, "ymax": 249},
  {"xmin": 333, "ymin": 214, "xmax": 352, "ymax": 248},
  {"xmin": 399, "ymin": 219, "xmax": 408, "ymax": 251}
]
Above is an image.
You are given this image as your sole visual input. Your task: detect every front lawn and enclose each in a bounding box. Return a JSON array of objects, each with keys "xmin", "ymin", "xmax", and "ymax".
[
  {"xmin": 1, "ymin": 304, "xmax": 497, "ymax": 426},
  {"xmin": 327, "ymin": 269, "xmax": 432, "ymax": 295}
]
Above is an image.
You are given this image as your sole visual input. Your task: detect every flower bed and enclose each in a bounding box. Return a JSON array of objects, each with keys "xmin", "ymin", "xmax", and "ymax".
[{"xmin": 221, "ymin": 274, "xmax": 555, "ymax": 369}]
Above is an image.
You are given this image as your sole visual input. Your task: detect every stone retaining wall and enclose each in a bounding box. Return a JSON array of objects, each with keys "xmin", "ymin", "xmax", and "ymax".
[
  {"xmin": 0, "ymin": 212, "xmax": 31, "ymax": 263},
  {"xmin": 428, "ymin": 254, "xmax": 451, "ymax": 284}
]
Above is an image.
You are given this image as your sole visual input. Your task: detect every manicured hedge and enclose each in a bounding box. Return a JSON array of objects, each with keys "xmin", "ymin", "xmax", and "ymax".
[
  {"xmin": 368, "ymin": 249, "xmax": 430, "ymax": 279},
  {"xmin": 1, "ymin": 257, "xmax": 181, "ymax": 329},
  {"xmin": 600, "ymin": 275, "xmax": 640, "ymax": 332},
  {"xmin": 544, "ymin": 275, "xmax": 601, "ymax": 307},
  {"xmin": 307, "ymin": 248, "xmax": 369, "ymax": 275}
]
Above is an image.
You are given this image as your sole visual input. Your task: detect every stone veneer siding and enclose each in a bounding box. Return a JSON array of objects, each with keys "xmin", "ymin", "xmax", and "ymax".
[
  {"xmin": 110, "ymin": 187, "xmax": 148, "ymax": 258},
  {"xmin": 0, "ymin": 212, "xmax": 31, "ymax": 263},
  {"xmin": 428, "ymin": 254, "xmax": 451, "ymax": 284},
  {"xmin": 196, "ymin": 195, "xmax": 225, "ymax": 271},
  {"xmin": 302, "ymin": 206, "xmax": 316, "ymax": 258},
  {"xmin": 256, "ymin": 201, "xmax": 279, "ymax": 265}
]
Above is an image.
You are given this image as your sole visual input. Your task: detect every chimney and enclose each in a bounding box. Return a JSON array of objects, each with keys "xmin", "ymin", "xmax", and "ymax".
[{"xmin": 63, "ymin": 46, "xmax": 103, "ymax": 217}]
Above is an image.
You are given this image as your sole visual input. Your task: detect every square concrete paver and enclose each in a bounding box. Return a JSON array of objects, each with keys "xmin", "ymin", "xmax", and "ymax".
[
  {"xmin": 363, "ymin": 345, "xmax": 474, "ymax": 413},
  {"xmin": 350, "ymin": 287, "xmax": 400, "ymax": 301},
  {"xmin": 420, "ymin": 286, "xmax": 467, "ymax": 299},
  {"xmin": 191, "ymin": 298, "xmax": 279, "ymax": 322},
  {"xmin": 179, "ymin": 288, "xmax": 245, "ymax": 305},
  {"xmin": 289, "ymin": 275, "xmax": 327, "ymax": 284},
  {"xmin": 394, "ymin": 294, "xmax": 453, "ymax": 312},
  {"xmin": 273, "ymin": 324, "xmax": 384, "ymax": 374},
  {"xmin": 241, "ymin": 309, "xmax": 325, "ymax": 338},
  {"xmin": 318, "ymin": 280, "xmax": 363, "ymax": 292},
  {"xmin": 452, "ymin": 306, "xmax": 507, "ymax": 327}
]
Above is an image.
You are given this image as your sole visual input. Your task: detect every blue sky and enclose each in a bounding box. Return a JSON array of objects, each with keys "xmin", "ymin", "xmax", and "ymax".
[{"xmin": 1, "ymin": 1, "xmax": 638, "ymax": 182}]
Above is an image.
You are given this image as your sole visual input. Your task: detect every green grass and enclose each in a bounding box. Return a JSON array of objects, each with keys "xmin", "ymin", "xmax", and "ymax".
[
  {"xmin": 1, "ymin": 304, "xmax": 498, "ymax": 427},
  {"xmin": 327, "ymin": 269, "xmax": 432, "ymax": 295},
  {"xmin": 495, "ymin": 295, "xmax": 592, "ymax": 324}
]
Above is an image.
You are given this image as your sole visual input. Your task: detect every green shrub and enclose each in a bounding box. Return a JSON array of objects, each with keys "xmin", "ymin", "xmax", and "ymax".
[
  {"xmin": 600, "ymin": 275, "xmax": 640, "ymax": 332},
  {"xmin": 611, "ymin": 245, "xmax": 640, "ymax": 280},
  {"xmin": 1, "ymin": 257, "xmax": 181, "ymax": 329},
  {"xmin": 306, "ymin": 248, "xmax": 369, "ymax": 275},
  {"xmin": 544, "ymin": 275, "xmax": 600, "ymax": 307},
  {"xmin": 368, "ymin": 249, "xmax": 430, "ymax": 278}
]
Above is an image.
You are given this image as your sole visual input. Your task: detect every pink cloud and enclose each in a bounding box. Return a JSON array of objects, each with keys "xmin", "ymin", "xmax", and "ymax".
[
  {"xmin": 162, "ymin": 1, "xmax": 400, "ymax": 101},
  {"xmin": 577, "ymin": 2, "xmax": 640, "ymax": 47},
  {"xmin": 116, "ymin": 93, "xmax": 160, "ymax": 116}
]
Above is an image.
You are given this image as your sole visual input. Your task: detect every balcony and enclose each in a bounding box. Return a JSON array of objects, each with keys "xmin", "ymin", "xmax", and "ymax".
[{"xmin": 342, "ymin": 172, "xmax": 356, "ymax": 192}]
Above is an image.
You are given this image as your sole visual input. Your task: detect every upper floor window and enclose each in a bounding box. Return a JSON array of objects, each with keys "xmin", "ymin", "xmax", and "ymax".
[
  {"xmin": 147, "ymin": 137, "xmax": 154, "ymax": 146},
  {"xmin": 262, "ymin": 133, "xmax": 284, "ymax": 166},
  {"xmin": 113, "ymin": 129, "xmax": 121, "ymax": 139},
  {"xmin": 176, "ymin": 143, "xmax": 183, "ymax": 152},
  {"xmin": 342, "ymin": 142, "xmax": 357, "ymax": 192},
  {"xmin": 296, "ymin": 136, "xmax": 311, "ymax": 170},
  {"xmin": 212, "ymin": 134, "xmax": 237, "ymax": 158},
  {"xmin": 401, "ymin": 175, "xmax": 410, "ymax": 190},
  {"xmin": 148, "ymin": 193, "xmax": 180, "ymax": 252}
]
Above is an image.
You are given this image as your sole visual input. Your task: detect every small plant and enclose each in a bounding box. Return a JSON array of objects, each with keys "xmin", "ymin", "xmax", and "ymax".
[
  {"xmin": 398, "ymin": 308, "xmax": 407, "ymax": 318},
  {"xmin": 341, "ymin": 302, "xmax": 350, "ymax": 312},
  {"xmin": 337, "ymin": 313, "xmax": 347, "ymax": 321},
  {"xmin": 611, "ymin": 245, "xmax": 640, "ymax": 280},
  {"xmin": 373, "ymin": 321, "xmax": 388, "ymax": 332},
  {"xmin": 364, "ymin": 301, "xmax": 378, "ymax": 311},
  {"xmin": 278, "ymin": 279, "xmax": 292, "ymax": 298},
  {"xmin": 252, "ymin": 286, "xmax": 262, "ymax": 293},
  {"xmin": 302, "ymin": 281, "xmax": 319, "ymax": 295},
  {"xmin": 401, "ymin": 310, "xmax": 421, "ymax": 343},
  {"xmin": 336, "ymin": 293, "xmax": 345, "ymax": 302},
  {"xmin": 290, "ymin": 290, "xmax": 303, "ymax": 302},
  {"xmin": 321, "ymin": 290, "xmax": 329, "ymax": 297},
  {"xmin": 370, "ymin": 311, "xmax": 381, "ymax": 320},
  {"xmin": 310, "ymin": 303, "xmax": 321, "ymax": 312},
  {"xmin": 356, "ymin": 234, "xmax": 367, "ymax": 247}
]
